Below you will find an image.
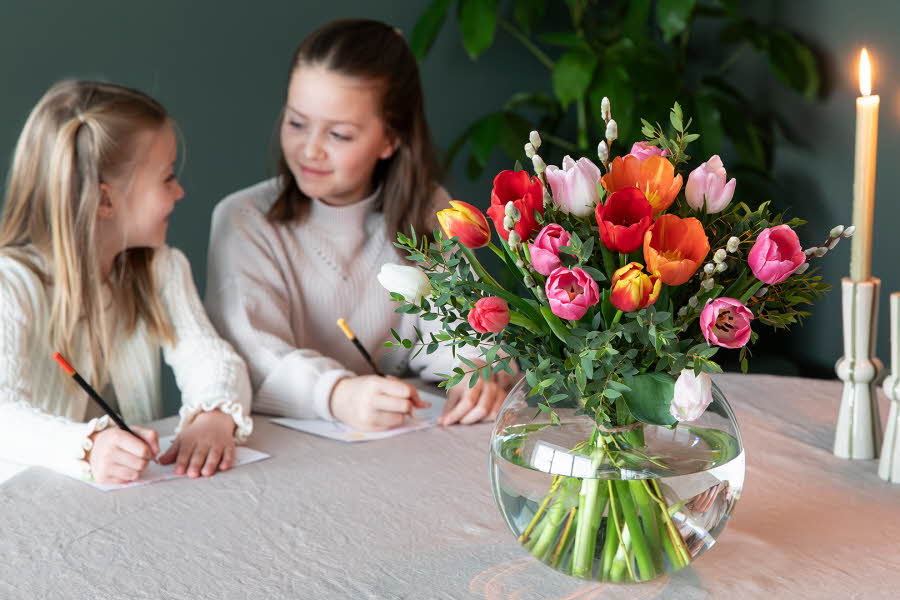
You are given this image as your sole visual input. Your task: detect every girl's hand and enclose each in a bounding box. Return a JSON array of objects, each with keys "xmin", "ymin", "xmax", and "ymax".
[
  {"xmin": 330, "ymin": 375, "xmax": 430, "ymax": 431},
  {"xmin": 89, "ymin": 426, "xmax": 159, "ymax": 484},
  {"xmin": 159, "ymin": 410, "xmax": 236, "ymax": 478},
  {"xmin": 439, "ymin": 364, "xmax": 518, "ymax": 426}
]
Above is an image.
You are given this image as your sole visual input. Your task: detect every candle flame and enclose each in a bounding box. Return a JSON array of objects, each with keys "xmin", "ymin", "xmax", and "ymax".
[{"xmin": 860, "ymin": 48, "xmax": 872, "ymax": 96}]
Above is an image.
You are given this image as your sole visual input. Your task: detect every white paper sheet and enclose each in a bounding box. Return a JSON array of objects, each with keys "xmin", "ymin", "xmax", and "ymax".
[
  {"xmin": 77, "ymin": 435, "xmax": 270, "ymax": 491},
  {"xmin": 271, "ymin": 389, "xmax": 446, "ymax": 442}
]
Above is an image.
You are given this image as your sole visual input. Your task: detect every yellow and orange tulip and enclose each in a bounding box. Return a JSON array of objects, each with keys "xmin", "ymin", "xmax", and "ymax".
[
  {"xmin": 643, "ymin": 214, "xmax": 710, "ymax": 286},
  {"xmin": 600, "ymin": 155, "xmax": 683, "ymax": 216},
  {"xmin": 437, "ymin": 200, "xmax": 491, "ymax": 249},
  {"xmin": 610, "ymin": 262, "xmax": 661, "ymax": 313}
]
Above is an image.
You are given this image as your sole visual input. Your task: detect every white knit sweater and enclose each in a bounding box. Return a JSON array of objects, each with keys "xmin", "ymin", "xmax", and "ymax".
[
  {"xmin": 0, "ymin": 246, "xmax": 253, "ymax": 479},
  {"xmin": 205, "ymin": 179, "xmax": 463, "ymax": 420}
]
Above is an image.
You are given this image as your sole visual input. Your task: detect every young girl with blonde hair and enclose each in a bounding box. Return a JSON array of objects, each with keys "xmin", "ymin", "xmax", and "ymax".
[
  {"xmin": 206, "ymin": 19, "xmax": 512, "ymax": 431},
  {"xmin": 0, "ymin": 81, "xmax": 252, "ymax": 484}
]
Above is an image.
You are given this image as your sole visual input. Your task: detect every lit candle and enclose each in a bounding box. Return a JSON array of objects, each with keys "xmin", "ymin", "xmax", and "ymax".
[{"xmin": 850, "ymin": 48, "xmax": 879, "ymax": 282}]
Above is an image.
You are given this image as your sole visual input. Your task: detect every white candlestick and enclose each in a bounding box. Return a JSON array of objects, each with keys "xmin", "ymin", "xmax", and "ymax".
[
  {"xmin": 850, "ymin": 49, "xmax": 878, "ymax": 282},
  {"xmin": 879, "ymin": 293, "xmax": 900, "ymax": 481},
  {"xmin": 834, "ymin": 278, "xmax": 883, "ymax": 459}
]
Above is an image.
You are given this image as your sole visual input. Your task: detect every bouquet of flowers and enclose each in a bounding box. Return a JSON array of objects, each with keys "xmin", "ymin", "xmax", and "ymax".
[{"xmin": 379, "ymin": 99, "xmax": 849, "ymax": 582}]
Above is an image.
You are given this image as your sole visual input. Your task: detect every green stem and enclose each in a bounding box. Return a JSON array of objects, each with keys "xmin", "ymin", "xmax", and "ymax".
[
  {"xmin": 531, "ymin": 496, "xmax": 569, "ymax": 559},
  {"xmin": 648, "ymin": 480, "xmax": 692, "ymax": 566},
  {"xmin": 619, "ymin": 252, "xmax": 628, "ymax": 268},
  {"xmin": 612, "ymin": 310, "xmax": 623, "ymax": 325},
  {"xmin": 600, "ymin": 243, "xmax": 618, "ymax": 282},
  {"xmin": 600, "ymin": 513, "xmax": 619, "ymax": 579},
  {"xmin": 629, "ymin": 480, "xmax": 663, "ymax": 572},
  {"xmin": 571, "ymin": 451, "xmax": 607, "ymax": 578},
  {"xmin": 550, "ymin": 508, "xmax": 578, "ymax": 569},
  {"xmin": 541, "ymin": 132, "xmax": 578, "ymax": 153},
  {"xmin": 518, "ymin": 475, "xmax": 562, "ymax": 544},
  {"xmin": 577, "ymin": 98, "xmax": 588, "ymax": 150},
  {"xmin": 498, "ymin": 18, "xmax": 555, "ymax": 70},
  {"xmin": 616, "ymin": 481, "xmax": 656, "ymax": 581},
  {"xmin": 606, "ymin": 481, "xmax": 636, "ymax": 581},
  {"xmin": 460, "ymin": 246, "xmax": 503, "ymax": 290}
]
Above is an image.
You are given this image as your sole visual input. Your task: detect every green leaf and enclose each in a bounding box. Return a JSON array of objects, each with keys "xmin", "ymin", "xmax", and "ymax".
[
  {"xmin": 621, "ymin": 373, "xmax": 677, "ymax": 426},
  {"xmin": 622, "ymin": 0, "xmax": 652, "ymax": 42},
  {"xmin": 552, "ymin": 48, "xmax": 599, "ymax": 110},
  {"xmin": 459, "ymin": 0, "xmax": 498, "ymax": 60},
  {"xmin": 513, "ymin": 0, "xmax": 546, "ymax": 34},
  {"xmin": 766, "ymin": 29, "xmax": 820, "ymax": 100},
  {"xmin": 468, "ymin": 112, "xmax": 505, "ymax": 166},
  {"xmin": 409, "ymin": 0, "xmax": 454, "ymax": 60},
  {"xmin": 657, "ymin": 0, "xmax": 696, "ymax": 43}
]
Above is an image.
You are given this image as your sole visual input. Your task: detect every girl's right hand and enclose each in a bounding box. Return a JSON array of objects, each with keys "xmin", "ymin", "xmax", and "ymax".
[
  {"xmin": 329, "ymin": 375, "xmax": 430, "ymax": 431},
  {"xmin": 88, "ymin": 426, "xmax": 160, "ymax": 484}
]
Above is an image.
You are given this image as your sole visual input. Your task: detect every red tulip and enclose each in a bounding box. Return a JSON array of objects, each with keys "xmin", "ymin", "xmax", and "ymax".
[
  {"xmin": 595, "ymin": 187, "xmax": 653, "ymax": 254},
  {"xmin": 486, "ymin": 170, "xmax": 545, "ymax": 243}
]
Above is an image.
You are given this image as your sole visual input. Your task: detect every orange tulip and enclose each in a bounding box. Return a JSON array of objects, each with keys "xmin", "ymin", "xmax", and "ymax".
[
  {"xmin": 437, "ymin": 200, "xmax": 491, "ymax": 249},
  {"xmin": 600, "ymin": 155, "xmax": 683, "ymax": 216},
  {"xmin": 643, "ymin": 214, "xmax": 710, "ymax": 286},
  {"xmin": 610, "ymin": 262, "xmax": 661, "ymax": 312}
]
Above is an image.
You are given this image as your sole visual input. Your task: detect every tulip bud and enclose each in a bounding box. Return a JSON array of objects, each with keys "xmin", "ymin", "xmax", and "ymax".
[
  {"xmin": 605, "ymin": 120, "xmax": 618, "ymax": 143},
  {"xmin": 704, "ymin": 263, "xmax": 715, "ymax": 275},
  {"xmin": 600, "ymin": 97, "xmax": 611, "ymax": 121},
  {"xmin": 726, "ymin": 236, "xmax": 740, "ymax": 253},
  {"xmin": 843, "ymin": 225, "xmax": 856, "ymax": 238},
  {"xmin": 597, "ymin": 141, "xmax": 609, "ymax": 163},
  {"xmin": 830, "ymin": 225, "xmax": 845, "ymax": 238},
  {"xmin": 795, "ymin": 262, "xmax": 810, "ymax": 275},
  {"xmin": 529, "ymin": 130, "xmax": 542, "ymax": 149},
  {"xmin": 524, "ymin": 143, "xmax": 535, "ymax": 158},
  {"xmin": 532, "ymin": 155, "xmax": 546, "ymax": 175},
  {"xmin": 713, "ymin": 249, "xmax": 727, "ymax": 264}
]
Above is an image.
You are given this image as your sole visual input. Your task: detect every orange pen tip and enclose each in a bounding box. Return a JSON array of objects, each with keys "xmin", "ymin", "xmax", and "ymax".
[
  {"xmin": 336, "ymin": 318, "xmax": 355, "ymax": 340},
  {"xmin": 53, "ymin": 352, "xmax": 76, "ymax": 376}
]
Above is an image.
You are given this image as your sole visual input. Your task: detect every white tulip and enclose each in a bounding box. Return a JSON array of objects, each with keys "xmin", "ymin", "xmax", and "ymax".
[
  {"xmin": 377, "ymin": 263, "xmax": 432, "ymax": 304},
  {"xmin": 670, "ymin": 369, "xmax": 713, "ymax": 422}
]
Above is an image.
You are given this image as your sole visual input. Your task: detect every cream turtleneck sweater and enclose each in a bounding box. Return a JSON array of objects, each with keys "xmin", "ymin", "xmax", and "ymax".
[{"xmin": 205, "ymin": 179, "xmax": 460, "ymax": 420}]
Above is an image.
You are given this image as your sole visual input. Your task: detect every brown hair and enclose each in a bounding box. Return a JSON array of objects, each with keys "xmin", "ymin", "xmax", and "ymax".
[
  {"xmin": 0, "ymin": 80, "xmax": 175, "ymax": 386},
  {"xmin": 269, "ymin": 19, "xmax": 441, "ymax": 241}
]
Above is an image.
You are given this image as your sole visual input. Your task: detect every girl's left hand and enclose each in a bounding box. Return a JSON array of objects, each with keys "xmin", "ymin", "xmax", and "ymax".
[
  {"xmin": 159, "ymin": 410, "xmax": 236, "ymax": 478},
  {"xmin": 439, "ymin": 367, "xmax": 517, "ymax": 426}
]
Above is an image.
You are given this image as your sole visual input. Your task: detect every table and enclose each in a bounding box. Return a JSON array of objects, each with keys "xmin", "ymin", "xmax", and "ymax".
[{"xmin": 2, "ymin": 374, "xmax": 899, "ymax": 599}]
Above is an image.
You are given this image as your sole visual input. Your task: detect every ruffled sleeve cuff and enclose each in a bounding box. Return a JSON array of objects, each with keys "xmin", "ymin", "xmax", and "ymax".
[
  {"xmin": 175, "ymin": 399, "xmax": 254, "ymax": 443},
  {"xmin": 73, "ymin": 415, "xmax": 113, "ymax": 479}
]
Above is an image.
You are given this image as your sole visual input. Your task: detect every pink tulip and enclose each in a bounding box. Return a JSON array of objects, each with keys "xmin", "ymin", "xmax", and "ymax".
[
  {"xmin": 528, "ymin": 224, "xmax": 572, "ymax": 276},
  {"xmin": 685, "ymin": 155, "xmax": 736, "ymax": 214},
  {"xmin": 670, "ymin": 370, "xmax": 713, "ymax": 421},
  {"xmin": 468, "ymin": 297, "xmax": 510, "ymax": 333},
  {"xmin": 545, "ymin": 267, "xmax": 600, "ymax": 321},
  {"xmin": 748, "ymin": 225, "xmax": 806, "ymax": 284},
  {"xmin": 544, "ymin": 156, "xmax": 602, "ymax": 217},
  {"xmin": 700, "ymin": 297, "xmax": 753, "ymax": 349},
  {"xmin": 628, "ymin": 141, "xmax": 671, "ymax": 162}
]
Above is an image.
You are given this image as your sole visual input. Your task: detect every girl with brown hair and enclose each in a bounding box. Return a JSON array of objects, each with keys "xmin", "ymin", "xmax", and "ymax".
[{"xmin": 206, "ymin": 19, "xmax": 510, "ymax": 431}]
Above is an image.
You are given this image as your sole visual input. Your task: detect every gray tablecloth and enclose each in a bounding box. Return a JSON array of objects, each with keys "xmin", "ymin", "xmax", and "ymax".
[{"xmin": 2, "ymin": 374, "xmax": 899, "ymax": 599}]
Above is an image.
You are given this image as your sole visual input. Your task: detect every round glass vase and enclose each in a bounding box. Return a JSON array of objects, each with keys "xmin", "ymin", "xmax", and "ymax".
[{"xmin": 489, "ymin": 376, "xmax": 744, "ymax": 583}]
